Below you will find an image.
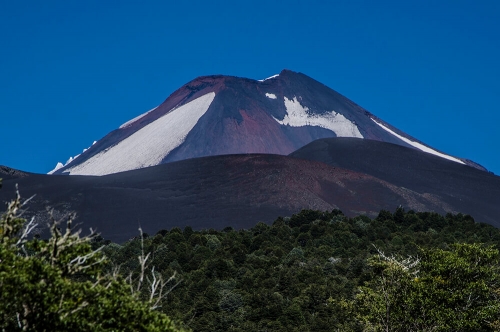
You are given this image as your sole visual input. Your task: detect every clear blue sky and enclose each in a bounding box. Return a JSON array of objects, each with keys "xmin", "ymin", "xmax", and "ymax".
[{"xmin": 1, "ymin": 0, "xmax": 499, "ymax": 174}]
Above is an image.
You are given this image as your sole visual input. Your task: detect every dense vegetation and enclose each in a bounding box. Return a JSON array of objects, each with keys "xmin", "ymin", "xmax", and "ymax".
[
  {"xmin": 96, "ymin": 208, "xmax": 500, "ymax": 331},
  {"xmin": 3, "ymin": 178, "xmax": 500, "ymax": 331},
  {"xmin": 0, "ymin": 183, "xmax": 187, "ymax": 332},
  {"xmin": 353, "ymin": 243, "xmax": 500, "ymax": 331}
]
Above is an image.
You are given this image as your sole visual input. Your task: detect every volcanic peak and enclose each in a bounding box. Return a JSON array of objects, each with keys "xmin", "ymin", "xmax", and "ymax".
[{"xmin": 49, "ymin": 69, "xmax": 483, "ymax": 175}]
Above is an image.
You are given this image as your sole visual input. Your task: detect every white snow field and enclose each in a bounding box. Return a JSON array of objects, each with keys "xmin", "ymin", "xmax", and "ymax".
[
  {"xmin": 265, "ymin": 93, "xmax": 277, "ymax": 99},
  {"xmin": 273, "ymin": 96, "xmax": 363, "ymax": 138},
  {"xmin": 371, "ymin": 118, "xmax": 465, "ymax": 164},
  {"xmin": 119, "ymin": 106, "xmax": 158, "ymax": 129},
  {"xmin": 64, "ymin": 92, "xmax": 216, "ymax": 175}
]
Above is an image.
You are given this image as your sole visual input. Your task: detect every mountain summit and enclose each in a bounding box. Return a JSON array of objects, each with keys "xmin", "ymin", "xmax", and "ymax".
[{"xmin": 51, "ymin": 69, "xmax": 479, "ymax": 175}]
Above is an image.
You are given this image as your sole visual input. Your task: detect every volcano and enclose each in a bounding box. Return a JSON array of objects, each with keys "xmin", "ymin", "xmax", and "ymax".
[
  {"xmin": 50, "ymin": 70, "xmax": 481, "ymax": 176},
  {"xmin": 2, "ymin": 70, "xmax": 497, "ymax": 242}
]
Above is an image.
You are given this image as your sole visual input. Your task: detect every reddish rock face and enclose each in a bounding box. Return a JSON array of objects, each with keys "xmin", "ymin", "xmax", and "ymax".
[{"xmin": 53, "ymin": 70, "xmax": 481, "ymax": 175}]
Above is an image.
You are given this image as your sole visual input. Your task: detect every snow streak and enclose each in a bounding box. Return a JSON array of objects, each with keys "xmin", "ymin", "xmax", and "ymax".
[
  {"xmin": 371, "ymin": 118, "xmax": 465, "ymax": 164},
  {"xmin": 119, "ymin": 106, "xmax": 158, "ymax": 129},
  {"xmin": 258, "ymin": 74, "xmax": 279, "ymax": 82}
]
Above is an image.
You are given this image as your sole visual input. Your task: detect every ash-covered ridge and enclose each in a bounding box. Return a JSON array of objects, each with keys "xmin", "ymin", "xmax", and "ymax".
[{"xmin": 51, "ymin": 69, "xmax": 479, "ymax": 175}]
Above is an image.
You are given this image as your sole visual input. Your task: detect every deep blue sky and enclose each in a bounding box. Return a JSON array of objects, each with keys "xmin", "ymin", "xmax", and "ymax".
[{"xmin": 1, "ymin": 0, "xmax": 499, "ymax": 175}]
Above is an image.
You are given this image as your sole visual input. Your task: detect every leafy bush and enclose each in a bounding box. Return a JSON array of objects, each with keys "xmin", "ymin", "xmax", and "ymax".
[
  {"xmin": 0, "ymin": 186, "xmax": 187, "ymax": 332},
  {"xmin": 353, "ymin": 244, "xmax": 500, "ymax": 331}
]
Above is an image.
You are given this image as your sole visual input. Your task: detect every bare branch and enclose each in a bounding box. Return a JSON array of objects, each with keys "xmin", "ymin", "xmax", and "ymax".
[
  {"xmin": 372, "ymin": 244, "xmax": 420, "ymax": 275},
  {"xmin": 121, "ymin": 226, "xmax": 181, "ymax": 310},
  {"xmin": 16, "ymin": 216, "xmax": 38, "ymax": 246}
]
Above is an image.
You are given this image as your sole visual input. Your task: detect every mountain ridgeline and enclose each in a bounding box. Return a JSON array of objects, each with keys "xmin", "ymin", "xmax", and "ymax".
[
  {"xmin": 1, "ymin": 137, "xmax": 499, "ymax": 242},
  {"xmin": 50, "ymin": 69, "xmax": 483, "ymax": 176}
]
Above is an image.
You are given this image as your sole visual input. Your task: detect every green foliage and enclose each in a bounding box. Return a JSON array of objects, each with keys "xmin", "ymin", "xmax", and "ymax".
[
  {"xmin": 6, "ymin": 174, "xmax": 500, "ymax": 331},
  {"xmin": 102, "ymin": 208, "xmax": 500, "ymax": 331},
  {"xmin": 353, "ymin": 244, "xmax": 500, "ymax": 331},
  {"xmin": 0, "ymin": 190, "xmax": 187, "ymax": 332}
]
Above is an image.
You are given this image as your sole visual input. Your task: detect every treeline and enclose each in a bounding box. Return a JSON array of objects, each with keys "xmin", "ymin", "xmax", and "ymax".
[{"xmin": 96, "ymin": 208, "xmax": 500, "ymax": 331}]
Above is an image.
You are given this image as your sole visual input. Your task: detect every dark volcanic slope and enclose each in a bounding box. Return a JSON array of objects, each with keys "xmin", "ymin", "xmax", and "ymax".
[
  {"xmin": 1, "ymin": 154, "xmax": 453, "ymax": 243},
  {"xmin": 290, "ymin": 138, "xmax": 500, "ymax": 227},
  {"xmin": 0, "ymin": 166, "xmax": 30, "ymax": 181}
]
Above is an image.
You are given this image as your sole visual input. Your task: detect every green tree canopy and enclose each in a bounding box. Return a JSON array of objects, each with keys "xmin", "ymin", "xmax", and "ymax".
[{"xmin": 355, "ymin": 243, "xmax": 500, "ymax": 331}]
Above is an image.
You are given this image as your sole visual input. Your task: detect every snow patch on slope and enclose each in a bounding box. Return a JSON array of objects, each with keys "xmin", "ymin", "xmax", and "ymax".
[
  {"xmin": 65, "ymin": 92, "xmax": 216, "ymax": 176},
  {"xmin": 371, "ymin": 118, "xmax": 465, "ymax": 164},
  {"xmin": 265, "ymin": 93, "xmax": 277, "ymax": 99},
  {"xmin": 119, "ymin": 106, "xmax": 158, "ymax": 129},
  {"xmin": 273, "ymin": 96, "xmax": 363, "ymax": 138},
  {"xmin": 48, "ymin": 162, "xmax": 64, "ymax": 174},
  {"xmin": 48, "ymin": 141, "xmax": 97, "ymax": 174}
]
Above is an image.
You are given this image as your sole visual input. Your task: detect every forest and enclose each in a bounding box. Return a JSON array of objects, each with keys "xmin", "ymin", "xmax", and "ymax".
[
  {"xmin": 97, "ymin": 208, "xmax": 500, "ymax": 331},
  {"xmin": 2, "ymin": 181, "xmax": 500, "ymax": 331}
]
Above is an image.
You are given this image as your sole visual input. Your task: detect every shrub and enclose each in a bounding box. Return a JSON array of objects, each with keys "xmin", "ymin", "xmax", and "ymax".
[{"xmin": 0, "ymin": 186, "xmax": 188, "ymax": 332}]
